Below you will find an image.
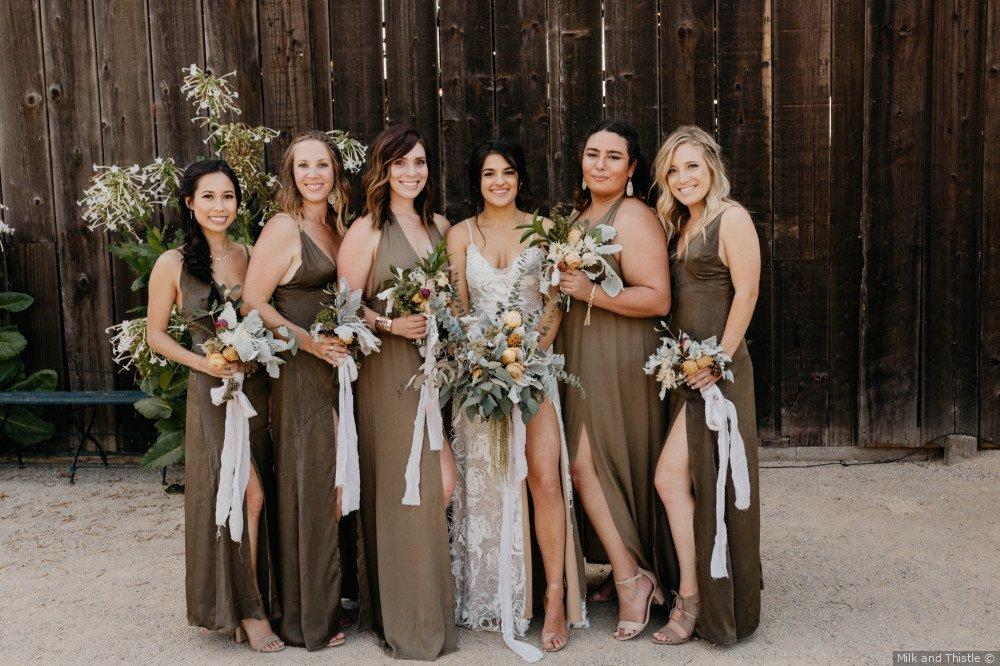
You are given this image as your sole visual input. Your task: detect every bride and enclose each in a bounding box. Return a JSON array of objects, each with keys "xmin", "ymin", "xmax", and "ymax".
[{"xmin": 446, "ymin": 139, "xmax": 588, "ymax": 661}]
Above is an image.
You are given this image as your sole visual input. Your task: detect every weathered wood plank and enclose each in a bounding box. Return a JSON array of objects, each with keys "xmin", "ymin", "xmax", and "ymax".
[
  {"xmin": 603, "ymin": 0, "xmax": 659, "ymax": 161},
  {"xmin": 259, "ymin": 0, "xmax": 316, "ymax": 166},
  {"xmin": 922, "ymin": 0, "xmax": 982, "ymax": 444},
  {"xmin": 0, "ymin": 0, "xmax": 65, "ymax": 381},
  {"xmin": 980, "ymin": 0, "xmax": 1000, "ymax": 447},
  {"xmin": 827, "ymin": 0, "xmax": 865, "ymax": 446},
  {"xmin": 547, "ymin": 0, "xmax": 602, "ymax": 205},
  {"xmin": 495, "ymin": 0, "xmax": 552, "ymax": 213},
  {"xmin": 438, "ymin": 0, "xmax": 494, "ymax": 220},
  {"xmin": 717, "ymin": 0, "xmax": 776, "ymax": 440},
  {"xmin": 384, "ymin": 0, "xmax": 440, "ymax": 175},
  {"xmin": 329, "ymin": 0, "xmax": 384, "ymax": 211},
  {"xmin": 308, "ymin": 0, "xmax": 332, "ymax": 131},
  {"xmin": 859, "ymin": 0, "xmax": 932, "ymax": 446},
  {"xmin": 40, "ymin": 0, "xmax": 116, "ymax": 396},
  {"xmin": 658, "ymin": 0, "xmax": 716, "ymax": 134},
  {"xmin": 777, "ymin": 260, "xmax": 829, "ymax": 446},
  {"xmin": 203, "ymin": 0, "xmax": 264, "ymax": 125},
  {"xmin": 148, "ymin": 0, "xmax": 205, "ymax": 163}
]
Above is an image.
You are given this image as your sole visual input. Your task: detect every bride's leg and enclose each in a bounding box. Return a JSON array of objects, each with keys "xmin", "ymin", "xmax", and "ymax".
[
  {"xmin": 569, "ymin": 427, "xmax": 654, "ymax": 639},
  {"xmin": 440, "ymin": 440, "xmax": 457, "ymax": 508},
  {"xmin": 525, "ymin": 400, "xmax": 568, "ymax": 648}
]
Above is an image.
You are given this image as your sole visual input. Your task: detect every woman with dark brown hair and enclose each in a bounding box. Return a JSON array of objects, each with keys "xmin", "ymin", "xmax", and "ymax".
[
  {"xmin": 243, "ymin": 130, "xmax": 352, "ymax": 650},
  {"xmin": 337, "ymin": 125, "xmax": 457, "ymax": 660}
]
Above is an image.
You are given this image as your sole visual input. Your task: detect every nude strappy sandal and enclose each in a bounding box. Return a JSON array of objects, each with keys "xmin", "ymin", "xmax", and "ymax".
[
  {"xmin": 541, "ymin": 581, "xmax": 569, "ymax": 652},
  {"xmin": 613, "ymin": 567, "xmax": 664, "ymax": 641},
  {"xmin": 651, "ymin": 592, "xmax": 700, "ymax": 645},
  {"xmin": 234, "ymin": 624, "xmax": 285, "ymax": 653}
]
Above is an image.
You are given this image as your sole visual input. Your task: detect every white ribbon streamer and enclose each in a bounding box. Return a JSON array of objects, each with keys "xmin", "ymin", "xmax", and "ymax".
[
  {"xmin": 211, "ymin": 372, "xmax": 256, "ymax": 543},
  {"xmin": 336, "ymin": 356, "xmax": 361, "ymax": 515},
  {"xmin": 402, "ymin": 314, "xmax": 445, "ymax": 506},
  {"xmin": 702, "ymin": 384, "xmax": 751, "ymax": 579},
  {"xmin": 498, "ymin": 407, "xmax": 543, "ymax": 663}
]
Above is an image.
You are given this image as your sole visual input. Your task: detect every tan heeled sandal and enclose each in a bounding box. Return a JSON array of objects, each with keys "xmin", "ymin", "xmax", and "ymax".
[
  {"xmin": 234, "ymin": 624, "xmax": 286, "ymax": 653},
  {"xmin": 541, "ymin": 581, "xmax": 569, "ymax": 653},
  {"xmin": 651, "ymin": 592, "xmax": 700, "ymax": 645},
  {"xmin": 613, "ymin": 567, "xmax": 664, "ymax": 641}
]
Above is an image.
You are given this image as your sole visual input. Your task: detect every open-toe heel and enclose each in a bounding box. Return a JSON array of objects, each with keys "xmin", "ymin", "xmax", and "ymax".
[
  {"xmin": 541, "ymin": 581, "xmax": 569, "ymax": 653},
  {"xmin": 651, "ymin": 592, "xmax": 700, "ymax": 645},
  {"xmin": 236, "ymin": 622, "xmax": 285, "ymax": 653},
  {"xmin": 613, "ymin": 567, "xmax": 663, "ymax": 641}
]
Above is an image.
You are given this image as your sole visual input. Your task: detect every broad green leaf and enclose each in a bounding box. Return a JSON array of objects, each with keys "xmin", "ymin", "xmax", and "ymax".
[
  {"xmin": 11, "ymin": 369, "xmax": 57, "ymax": 392},
  {"xmin": 134, "ymin": 396, "xmax": 173, "ymax": 420},
  {"xmin": 0, "ymin": 329, "xmax": 27, "ymax": 361},
  {"xmin": 0, "ymin": 406, "xmax": 56, "ymax": 445},
  {"xmin": 0, "ymin": 292, "xmax": 34, "ymax": 313},
  {"xmin": 0, "ymin": 357, "xmax": 23, "ymax": 386},
  {"xmin": 140, "ymin": 430, "xmax": 184, "ymax": 468}
]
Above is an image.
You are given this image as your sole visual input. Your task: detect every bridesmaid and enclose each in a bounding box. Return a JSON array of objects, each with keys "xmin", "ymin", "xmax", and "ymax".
[
  {"xmin": 555, "ymin": 119, "xmax": 674, "ymax": 641},
  {"xmin": 650, "ymin": 125, "xmax": 761, "ymax": 646},
  {"xmin": 243, "ymin": 131, "xmax": 351, "ymax": 650},
  {"xmin": 147, "ymin": 159, "xmax": 282, "ymax": 652},
  {"xmin": 446, "ymin": 138, "xmax": 587, "ymax": 655},
  {"xmin": 337, "ymin": 125, "xmax": 457, "ymax": 660}
]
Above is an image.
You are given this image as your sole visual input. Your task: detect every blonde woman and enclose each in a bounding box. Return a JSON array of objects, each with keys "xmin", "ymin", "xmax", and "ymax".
[
  {"xmin": 650, "ymin": 125, "xmax": 761, "ymax": 646},
  {"xmin": 243, "ymin": 131, "xmax": 352, "ymax": 650}
]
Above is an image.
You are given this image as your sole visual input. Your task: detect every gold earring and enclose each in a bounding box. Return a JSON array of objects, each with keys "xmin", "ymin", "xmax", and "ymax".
[{"xmin": 581, "ymin": 178, "xmax": 587, "ymax": 191}]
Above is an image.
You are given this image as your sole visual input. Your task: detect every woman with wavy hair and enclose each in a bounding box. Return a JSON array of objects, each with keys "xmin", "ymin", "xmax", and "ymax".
[
  {"xmin": 147, "ymin": 159, "xmax": 282, "ymax": 652},
  {"xmin": 650, "ymin": 125, "xmax": 761, "ymax": 646},
  {"xmin": 337, "ymin": 125, "xmax": 456, "ymax": 660},
  {"xmin": 243, "ymin": 131, "xmax": 352, "ymax": 650},
  {"xmin": 555, "ymin": 119, "xmax": 674, "ymax": 642}
]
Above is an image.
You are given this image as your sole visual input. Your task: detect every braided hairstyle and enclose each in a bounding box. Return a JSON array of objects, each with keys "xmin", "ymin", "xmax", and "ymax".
[{"xmin": 178, "ymin": 159, "xmax": 242, "ymax": 285}]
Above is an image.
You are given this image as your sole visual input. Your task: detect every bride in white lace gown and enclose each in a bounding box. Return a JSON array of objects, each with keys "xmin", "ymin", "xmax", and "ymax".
[{"xmin": 446, "ymin": 141, "xmax": 588, "ymax": 661}]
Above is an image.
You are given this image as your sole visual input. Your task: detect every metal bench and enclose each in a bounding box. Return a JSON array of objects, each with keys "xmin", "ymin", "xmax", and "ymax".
[{"xmin": 0, "ymin": 390, "xmax": 148, "ymax": 483}]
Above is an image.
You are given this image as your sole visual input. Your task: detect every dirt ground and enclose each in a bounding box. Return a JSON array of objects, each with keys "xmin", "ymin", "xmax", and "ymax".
[{"xmin": 1, "ymin": 451, "xmax": 997, "ymax": 665}]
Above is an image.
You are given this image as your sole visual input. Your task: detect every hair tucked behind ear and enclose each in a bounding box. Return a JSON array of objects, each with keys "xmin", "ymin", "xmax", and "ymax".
[
  {"xmin": 574, "ymin": 118, "xmax": 651, "ymax": 211},
  {"xmin": 178, "ymin": 159, "xmax": 242, "ymax": 285}
]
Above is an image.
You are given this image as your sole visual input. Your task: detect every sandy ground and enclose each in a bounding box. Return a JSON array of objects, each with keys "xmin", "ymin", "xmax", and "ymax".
[{"xmin": 1, "ymin": 452, "xmax": 998, "ymax": 665}]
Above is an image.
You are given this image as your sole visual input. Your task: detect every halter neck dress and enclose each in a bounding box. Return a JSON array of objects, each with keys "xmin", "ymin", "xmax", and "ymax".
[
  {"xmin": 355, "ymin": 218, "xmax": 457, "ymax": 660},
  {"xmin": 270, "ymin": 228, "xmax": 345, "ymax": 649},
  {"xmin": 180, "ymin": 249, "xmax": 280, "ymax": 631},
  {"xmin": 668, "ymin": 209, "xmax": 761, "ymax": 645}
]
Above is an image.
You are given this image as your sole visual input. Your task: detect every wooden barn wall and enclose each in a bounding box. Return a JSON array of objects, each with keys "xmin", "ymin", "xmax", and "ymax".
[{"xmin": 0, "ymin": 0, "xmax": 995, "ymax": 452}]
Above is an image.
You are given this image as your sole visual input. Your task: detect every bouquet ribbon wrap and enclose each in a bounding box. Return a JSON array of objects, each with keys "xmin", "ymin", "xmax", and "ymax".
[
  {"xmin": 498, "ymin": 407, "xmax": 542, "ymax": 662},
  {"xmin": 402, "ymin": 314, "xmax": 446, "ymax": 505},
  {"xmin": 211, "ymin": 371, "xmax": 256, "ymax": 543},
  {"xmin": 702, "ymin": 384, "xmax": 751, "ymax": 579},
  {"xmin": 336, "ymin": 355, "xmax": 361, "ymax": 515}
]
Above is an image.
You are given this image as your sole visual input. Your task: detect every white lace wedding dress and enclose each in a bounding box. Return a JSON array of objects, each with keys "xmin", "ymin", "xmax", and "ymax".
[{"xmin": 449, "ymin": 231, "xmax": 587, "ymax": 662}]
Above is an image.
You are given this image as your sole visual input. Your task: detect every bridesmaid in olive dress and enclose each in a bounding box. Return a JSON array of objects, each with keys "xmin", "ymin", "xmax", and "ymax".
[
  {"xmin": 650, "ymin": 125, "xmax": 761, "ymax": 646},
  {"xmin": 555, "ymin": 119, "xmax": 675, "ymax": 641},
  {"xmin": 337, "ymin": 125, "xmax": 457, "ymax": 660},
  {"xmin": 243, "ymin": 131, "xmax": 352, "ymax": 650},
  {"xmin": 147, "ymin": 160, "xmax": 282, "ymax": 653}
]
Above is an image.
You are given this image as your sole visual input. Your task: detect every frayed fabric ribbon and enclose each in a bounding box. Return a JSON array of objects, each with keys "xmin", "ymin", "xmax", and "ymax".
[
  {"xmin": 211, "ymin": 372, "xmax": 256, "ymax": 543},
  {"xmin": 336, "ymin": 356, "xmax": 361, "ymax": 515},
  {"xmin": 499, "ymin": 407, "xmax": 543, "ymax": 662},
  {"xmin": 402, "ymin": 314, "xmax": 445, "ymax": 506},
  {"xmin": 702, "ymin": 384, "xmax": 751, "ymax": 579}
]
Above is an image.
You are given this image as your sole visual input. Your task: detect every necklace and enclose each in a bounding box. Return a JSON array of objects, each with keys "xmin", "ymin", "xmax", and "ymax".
[{"xmin": 211, "ymin": 245, "xmax": 235, "ymax": 261}]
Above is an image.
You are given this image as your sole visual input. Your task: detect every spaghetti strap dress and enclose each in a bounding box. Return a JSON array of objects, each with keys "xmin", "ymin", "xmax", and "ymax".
[
  {"xmin": 667, "ymin": 210, "xmax": 761, "ymax": 645},
  {"xmin": 181, "ymin": 254, "xmax": 280, "ymax": 630},
  {"xmin": 270, "ymin": 229, "xmax": 345, "ymax": 650},
  {"xmin": 355, "ymin": 218, "xmax": 457, "ymax": 660},
  {"xmin": 556, "ymin": 197, "xmax": 677, "ymax": 589}
]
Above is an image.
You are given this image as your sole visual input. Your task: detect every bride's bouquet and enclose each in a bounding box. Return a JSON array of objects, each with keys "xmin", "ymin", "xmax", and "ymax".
[
  {"xmin": 518, "ymin": 204, "xmax": 624, "ymax": 323},
  {"xmin": 643, "ymin": 326, "xmax": 745, "ymax": 580},
  {"xmin": 194, "ymin": 292, "xmax": 295, "ymax": 543},
  {"xmin": 311, "ymin": 278, "xmax": 381, "ymax": 516}
]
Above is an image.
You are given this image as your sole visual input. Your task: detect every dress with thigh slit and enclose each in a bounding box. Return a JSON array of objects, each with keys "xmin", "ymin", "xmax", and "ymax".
[{"xmin": 667, "ymin": 210, "xmax": 761, "ymax": 645}]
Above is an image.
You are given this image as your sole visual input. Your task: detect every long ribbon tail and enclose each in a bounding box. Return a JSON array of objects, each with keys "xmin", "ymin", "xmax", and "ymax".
[
  {"xmin": 499, "ymin": 407, "xmax": 542, "ymax": 662},
  {"xmin": 402, "ymin": 315, "xmax": 444, "ymax": 505},
  {"xmin": 336, "ymin": 357, "xmax": 361, "ymax": 515},
  {"xmin": 702, "ymin": 385, "xmax": 731, "ymax": 578},
  {"xmin": 212, "ymin": 372, "xmax": 257, "ymax": 543}
]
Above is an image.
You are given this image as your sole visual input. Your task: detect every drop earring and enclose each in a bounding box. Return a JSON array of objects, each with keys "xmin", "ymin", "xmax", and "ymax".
[
  {"xmin": 626, "ymin": 178, "xmax": 634, "ymax": 197},
  {"xmin": 581, "ymin": 178, "xmax": 587, "ymax": 191}
]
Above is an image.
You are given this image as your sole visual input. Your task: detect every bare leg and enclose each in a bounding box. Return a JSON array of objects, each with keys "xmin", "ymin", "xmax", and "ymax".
[
  {"xmin": 570, "ymin": 426, "xmax": 653, "ymax": 639},
  {"xmin": 440, "ymin": 441, "xmax": 457, "ymax": 508},
  {"xmin": 241, "ymin": 465, "xmax": 285, "ymax": 651},
  {"xmin": 525, "ymin": 400, "xmax": 568, "ymax": 650},
  {"xmin": 652, "ymin": 404, "xmax": 699, "ymax": 643}
]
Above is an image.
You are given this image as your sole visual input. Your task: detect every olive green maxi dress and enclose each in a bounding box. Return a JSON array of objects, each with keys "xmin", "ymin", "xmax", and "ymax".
[
  {"xmin": 181, "ymin": 257, "xmax": 280, "ymax": 630},
  {"xmin": 270, "ymin": 229, "xmax": 345, "ymax": 650},
  {"xmin": 667, "ymin": 210, "xmax": 761, "ymax": 645},
  {"xmin": 356, "ymin": 219, "xmax": 457, "ymax": 661},
  {"xmin": 557, "ymin": 197, "xmax": 678, "ymax": 595}
]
